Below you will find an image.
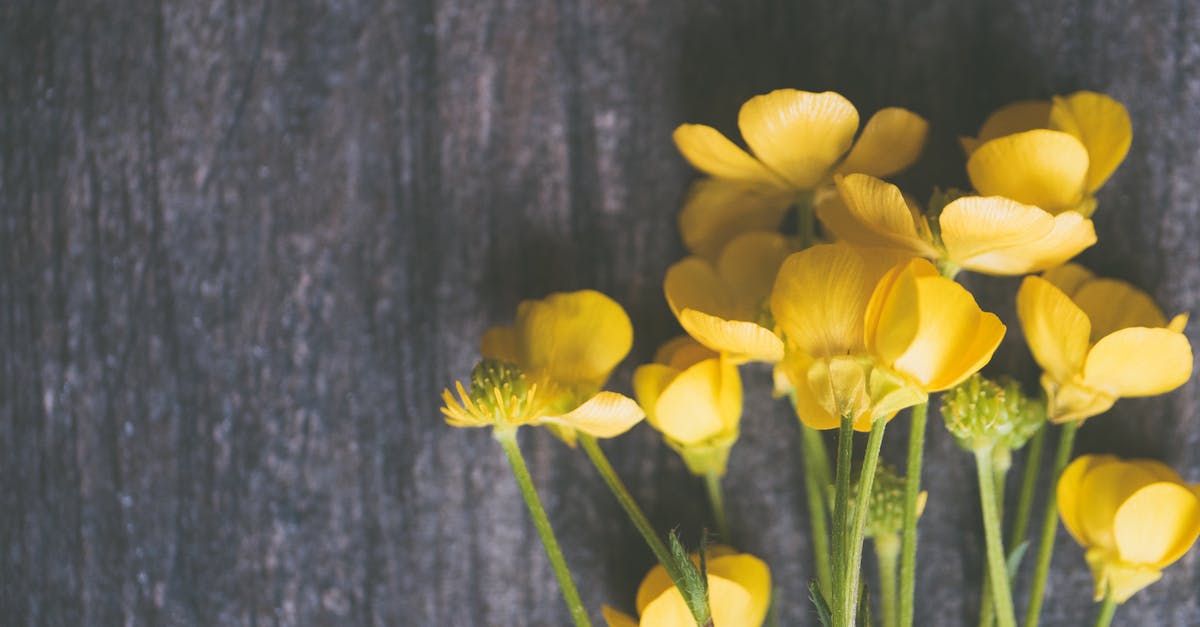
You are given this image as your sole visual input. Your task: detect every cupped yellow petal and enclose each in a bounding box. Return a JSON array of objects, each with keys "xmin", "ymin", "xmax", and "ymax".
[
  {"xmin": 1082, "ymin": 327, "xmax": 1194, "ymax": 397},
  {"xmin": 837, "ymin": 107, "xmax": 929, "ymax": 178},
  {"xmin": 653, "ymin": 358, "xmax": 741, "ymax": 445},
  {"xmin": 679, "ymin": 310, "xmax": 784, "ymax": 364},
  {"xmin": 541, "ymin": 391, "xmax": 645, "ymax": 438},
  {"xmin": 964, "ymin": 100, "xmax": 1053, "ymax": 153},
  {"xmin": 816, "ymin": 188, "xmax": 914, "ymax": 249},
  {"xmin": 782, "ymin": 350, "xmax": 843, "ymax": 430},
  {"xmin": 654, "ymin": 335, "xmax": 718, "ymax": 370},
  {"xmin": 1049, "ymin": 91, "xmax": 1132, "ymax": 193},
  {"xmin": 673, "ymin": 124, "xmax": 787, "ymax": 185},
  {"xmin": 635, "ymin": 562, "xmax": 674, "ymax": 615},
  {"xmin": 1071, "ymin": 279, "xmax": 1168, "ymax": 341},
  {"xmin": 480, "ymin": 326, "xmax": 519, "ymax": 363},
  {"xmin": 830, "ymin": 174, "xmax": 936, "ymax": 256},
  {"xmin": 1127, "ymin": 459, "xmax": 1184, "ymax": 483},
  {"xmin": 633, "ymin": 363, "xmax": 677, "ymax": 428},
  {"xmin": 665, "ymin": 257, "xmax": 736, "ymax": 320},
  {"xmin": 1077, "ymin": 462, "xmax": 1161, "ymax": 551},
  {"xmin": 678, "ymin": 179, "xmax": 796, "ymax": 260},
  {"xmin": 1114, "ymin": 482, "xmax": 1200, "ymax": 568},
  {"xmin": 708, "ymin": 554, "xmax": 772, "ymax": 626},
  {"xmin": 967, "ymin": 129, "xmax": 1090, "ymax": 213},
  {"xmin": 1016, "ymin": 276, "xmax": 1091, "ymax": 384},
  {"xmin": 1058, "ymin": 455, "xmax": 1121, "ymax": 547},
  {"xmin": 1043, "ymin": 263, "xmax": 1096, "ymax": 297},
  {"xmin": 738, "ymin": 89, "xmax": 859, "ymax": 188},
  {"xmin": 640, "ymin": 574, "xmax": 754, "ymax": 627},
  {"xmin": 717, "ymin": 230, "xmax": 795, "ymax": 308},
  {"xmin": 601, "ymin": 606, "xmax": 640, "ymax": 627},
  {"xmin": 956, "ymin": 211, "xmax": 1095, "ymax": 275},
  {"xmin": 939, "ymin": 196, "xmax": 1055, "ymax": 263},
  {"xmin": 515, "ymin": 290, "xmax": 633, "ymax": 388},
  {"xmin": 1087, "ymin": 549, "xmax": 1163, "ymax": 603}
]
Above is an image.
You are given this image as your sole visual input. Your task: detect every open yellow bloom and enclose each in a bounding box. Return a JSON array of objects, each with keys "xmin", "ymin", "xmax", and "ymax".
[
  {"xmin": 674, "ymin": 89, "xmax": 928, "ymax": 258},
  {"xmin": 963, "ymin": 91, "xmax": 1131, "ymax": 216},
  {"xmin": 1058, "ymin": 455, "xmax": 1200, "ymax": 603},
  {"xmin": 817, "ymin": 173, "xmax": 1096, "ymax": 275},
  {"xmin": 771, "ymin": 244, "xmax": 1004, "ymax": 430},
  {"xmin": 441, "ymin": 290, "xmax": 644, "ymax": 441},
  {"xmin": 664, "ymin": 230, "xmax": 792, "ymax": 363},
  {"xmin": 1017, "ymin": 264, "xmax": 1193, "ymax": 423},
  {"xmin": 633, "ymin": 337, "xmax": 742, "ymax": 476},
  {"xmin": 602, "ymin": 546, "xmax": 771, "ymax": 627}
]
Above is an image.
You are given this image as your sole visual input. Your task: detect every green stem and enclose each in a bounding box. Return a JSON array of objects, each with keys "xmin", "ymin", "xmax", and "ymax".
[
  {"xmin": 840, "ymin": 418, "xmax": 888, "ymax": 627},
  {"xmin": 801, "ymin": 424, "xmax": 835, "ymax": 594},
  {"xmin": 495, "ymin": 428, "xmax": 592, "ymax": 627},
  {"xmin": 704, "ymin": 470, "xmax": 731, "ymax": 542},
  {"xmin": 1009, "ymin": 425, "xmax": 1045, "ymax": 548},
  {"xmin": 832, "ymin": 414, "xmax": 855, "ymax": 612},
  {"xmin": 898, "ymin": 402, "xmax": 928, "ymax": 627},
  {"xmin": 979, "ymin": 448, "xmax": 1011, "ymax": 627},
  {"xmin": 1023, "ymin": 421, "xmax": 1079, "ymax": 627},
  {"xmin": 1092, "ymin": 591, "xmax": 1118, "ymax": 627},
  {"xmin": 579, "ymin": 435, "xmax": 705, "ymax": 625},
  {"xmin": 876, "ymin": 534, "xmax": 901, "ymax": 627},
  {"xmin": 975, "ymin": 447, "xmax": 1017, "ymax": 627}
]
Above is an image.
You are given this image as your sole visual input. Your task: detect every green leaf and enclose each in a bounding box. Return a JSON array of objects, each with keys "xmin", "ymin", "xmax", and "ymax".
[
  {"xmin": 1006, "ymin": 540, "xmax": 1030, "ymax": 581},
  {"xmin": 669, "ymin": 530, "xmax": 710, "ymax": 625},
  {"xmin": 809, "ymin": 579, "xmax": 834, "ymax": 627}
]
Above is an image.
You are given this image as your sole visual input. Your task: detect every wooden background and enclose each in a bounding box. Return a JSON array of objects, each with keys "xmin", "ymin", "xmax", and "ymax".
[{"xmin": 3, "ymin": 0, "xmax": 1199, "ymax": 625}]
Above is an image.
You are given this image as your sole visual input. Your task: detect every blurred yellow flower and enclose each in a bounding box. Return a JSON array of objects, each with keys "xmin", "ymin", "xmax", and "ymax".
[
  {"xmin": 1058, "ymin": 455, "xmax": 1200, "ymax": 603},
  {"xmin": 633, "ymin": 337, "xmax": 742, "ymax": 476},
  {"xmin": 1017, "ymin": 264, "xmax": 1193, "ymax": 423},
  {"xmin": 817, "ymin": 173, "xmax": 1096, "ymax": 275},
  {"xmin": 674, "ymin": 89, "xmax": 928, "ymax": 259},
  {"xmin": 771, "ymin": 245, "xmax": 1004, "ymax": 430},
  {"xmin": 963, "ymin": 91, "xmax": 1131, "ymax": 216},
  {"xmin": 664, "ymin": 230, "xmax": 792, "ymax": 363},
  {"xmin": 602, "ymin": 546, "xmax": 771, "ymax": 627},
  {"xmin": 441, "ymin": 290, "xmax": 644, "ymax": 441}
]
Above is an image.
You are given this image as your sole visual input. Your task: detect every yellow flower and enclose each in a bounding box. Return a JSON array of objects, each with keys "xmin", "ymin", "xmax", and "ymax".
[
  {"xmin": 963, "ymin": 91, "xmax": 1131, "ymax": 216},
  {"xmin": 817, "ymin": 173, "xmax": 1096, "ymax": 275},
  {"xmin": 633, "ymin": 337, "xmax": 743, "ymax": 476},
  {"xmin": 663, "ymin": 230, "xmax": 792, "ymax": 363},
  {"xmin": 602, "ymin": 546, "xmax": 771, "ymax": 627},
  {"xmin": 440, "ymin": 290, "xmax": 645, "ymax": 441},
  {"xmin": 674, "ymin": 89, "xmax": 928, "ymax": 259},
  {"xmin": 1017, "ymin": 264, "xmax": 1193, "ymax": 423},
  {"xmin": 1058, "ymin": 455, "xmax": 1200, "ymax": 603},
  {"xmin": 771, "ymin": 244, "xmax": 1004, "ymax": 430}
]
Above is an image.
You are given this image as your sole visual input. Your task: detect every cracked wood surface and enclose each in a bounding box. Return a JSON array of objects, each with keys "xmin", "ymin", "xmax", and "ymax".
[{"xmin": 2, "ymin": 0, "xmax": 1199, "ymax": 625}]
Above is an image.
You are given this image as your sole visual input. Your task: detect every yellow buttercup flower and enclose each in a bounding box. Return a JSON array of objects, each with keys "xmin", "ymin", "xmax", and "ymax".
[
  {"xmin": 633, "ymin": 337, "xmax": 742, "ymax": 476},
  {"xmin": 663, "ymin": 230, "xmax": 792, "ymax": 363},
  {"xmin": 674, "ymin": 89, "xmax": 928, "ymax": 259},
  {"xmin": 441, "ymin": 290, "xmax": 645, "ymax": 441},
  {"xmin": 1058, "ymin": 455, "xmax": 1200, "ymax": 603},
  {"xmin": 1017, "ymin": 264, "xmax": 1193, "ymax": 423},
  {"xmin": 963, "ymin": 91, "xmax": 1131, "ymax": 216},
  {"xmin": 602, "ymin": 546, "xmax": 771, "ymax": 627},
  {"xmin": 817, "ymin": 173, "xmax": 1096, "ymax": 275},
  {"xmin": 771, "ymin": 244, "xmax": 1004, "ymax": 430}
]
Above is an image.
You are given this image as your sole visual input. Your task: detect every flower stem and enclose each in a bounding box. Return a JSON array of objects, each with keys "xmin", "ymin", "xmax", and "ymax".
[
  {"xmin": 495, "ymin": 428, "xmax": 592, "ymax": 627},
  {"xmin": 832, "ymin": 414, "xmax": 855, "ymax": 613},
  {"xmin": 1009, "ymin": 424, "xmax": 1045, "ymax": 548},
  {"xmin": 579, "ymin": 434, "xmax": 705, "ymax": 624},
  {"xmin": 875, "ymin": 534, "xmax": 901, "ymax": 627},
  {"xmin": 978, "ymin": 447, "xmax": 1011, "ymax": 627},
  {"xmin": 1092, "ymin": 591, "xmax": 1118, "ymax": 627},
  {"xmin": 801, "ymin": 423, "xmax": 835, "ymax": 594},
  {"xmin": 974, "ymin": 447, "xmax": 1017, "ymax": 627},
  {"xmin": 840, "ymin": 417, "xmax": 887, "ymax": 627},
  {"xmin": 704, "ymin": 470, "xmax": 731, "ymax": 542},
  {"xmin": 1022, "ymin": 420, "xmax": 1079, "ymax": 627},
  {"xmin": 898, "ymin": 402, "xmax": 928, "ymax": 627}
]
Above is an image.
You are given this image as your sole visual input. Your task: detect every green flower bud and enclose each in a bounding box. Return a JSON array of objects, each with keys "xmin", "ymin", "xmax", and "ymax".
[{"xmin": 943, "ymin": 374, "xmax": 1047, "ymax": 452}]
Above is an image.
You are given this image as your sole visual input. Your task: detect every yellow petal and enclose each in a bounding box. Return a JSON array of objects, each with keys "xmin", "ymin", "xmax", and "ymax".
[
  {"xmin": 939, "ymin": 196, "xmax": 1055, "ymax": 264},
  {"xmin": 957, "ymin": 211, "xmax": 1096, "ymax": 275},
  {"xmin": 717, "ymin": 230, "xmax": 794, "ymax": 309},
  {"xmin": 641, "ymin": 574, "xmax": 754, "ymax": 627},
  {"xmin": 1071, "ymin": 279, "xmax": 1168, "ymax": 341},
  {"xmin": 815, "ymin": 187, "xmax": 914, "ymax": 249},
  {"xmin": 1082, "ymin": 327, "xmax": 1193, "ymax": 397},
  {"xmin": 601, "ymin": 606, "xmax": 640, "ymax": 627},
  {"xmin": 970, "ymin": 100, "xmax": 1053, "ymax": 148},
  {"xmin": 967, "ymin": 129, "xmax": 1090, "ymax": 213},
  {"xmin": 542, "ymin": 391, "xmax": 645, "ymax": 438},
  {"xmin": 1016, "ymin": 276, "xmax": 1091, "ymax": 384},
  {"xmin": 1128, "ymin": 459, "xmax": 1184, "ymax": 483},
  {"xmin": 680, "ymin": 310, "xmax": 784, "ymax": 364},
  {"xmin": 782, "ymin": 350, "xmax": 842, "ymax": 430},
  {"xmin": 673, "ymin": 124, "xmax": 787, "ymax": 186},
  {"xmin": 1087, "ymin": 549, "xmax": 1163, "ymax": 603},
  {"xmin": 836, "ymin": 107, "xmax": 929, "ymax": 177},
  {"xmin": 1049, "ymin": 92, "xmax": 1132, "ymax": 193},
  {"xmin": 677, "ymin": 179, "xmax": 796, "ymax": 260},
  {"xmin": 1058, "ymin": 455, "xmax": 1120, "ymax": 547},
  {"xmin": 633, "ymin": 363, "xmax": 678, "ymax": 428},
  {"xmin": 516, "ymin": 290, "xmax": 633, "ymax": 387},
  {"xmin": 1169, "ymin": 313, "xmax": 1189, "ymax": 334},
  {"xmin": 480, "ymin": 326, "xmax": 519, "ymax": 363},
  {"xmin": 708, "ymin": 554, "xmax": 772, "ymax": 626},
  {"xmin": 830, "ymin": 174, "xmax": 936, "ymax": 256},
  {"xmin": 1114, "ymin": 482, "xmax": 1200, "ymax": 568},
  {"xmin": 635, "ymin": 562, "xmax": 674, "ymax": 615},
  {"xmin": 772, "ymin": 244, "xmax": 910, "ymax": 358},
  {"xmin": 1078, "ymin": 461, "xmax": 1161, "ymax": 551},
  {"xmin": 665, "ymin": 257, "xmax": 737, "ymax": 320},
  {"xmin": 653, "ymin": 358, "xmax": 741, "ymax": 445},
  {"xmin": 738, "ymin": 90, "xmax": 859, "ymax": 188},
  {"xmin": 654, "ymin": 336, "xmax": 718, "ymax": 370},
  {"xmin": 1042, "ymin": 263, "xmax": 1096, "ymax": 297}
]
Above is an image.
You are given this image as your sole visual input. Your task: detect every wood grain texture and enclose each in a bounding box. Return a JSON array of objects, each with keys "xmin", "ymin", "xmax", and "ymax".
[{"xmin": 2, "ymin": 0, "xmax": 1198, "ymax": 624}]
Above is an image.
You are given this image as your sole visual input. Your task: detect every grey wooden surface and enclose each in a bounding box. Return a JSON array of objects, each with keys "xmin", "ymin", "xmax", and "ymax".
[{"xmin": 2, "ymin": 0, "xmax": 1199, "ymax": 625}]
